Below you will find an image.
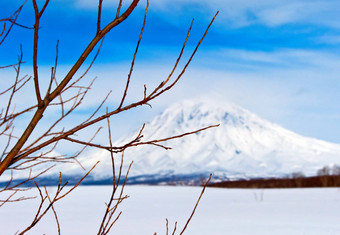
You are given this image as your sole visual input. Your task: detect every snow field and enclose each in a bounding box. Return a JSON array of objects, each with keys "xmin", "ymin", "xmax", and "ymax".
[{"xmin": 0, "ymin": 186, "xmax": 339, "ymax": 235}]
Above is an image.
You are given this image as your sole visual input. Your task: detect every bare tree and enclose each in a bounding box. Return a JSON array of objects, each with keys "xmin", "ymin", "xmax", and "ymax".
[
  {"xmin": 0, "ymin": 0, "xmax": 218, "ymax": 234},
  {"xmin": 317, "ymin": 166, "xmax": 331, "ymax": 176}
]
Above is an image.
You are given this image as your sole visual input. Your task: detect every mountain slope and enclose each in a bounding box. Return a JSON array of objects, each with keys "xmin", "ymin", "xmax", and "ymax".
[{"xmin": 87, "ymin": 99, "xmax": 340, "ymax": 182}]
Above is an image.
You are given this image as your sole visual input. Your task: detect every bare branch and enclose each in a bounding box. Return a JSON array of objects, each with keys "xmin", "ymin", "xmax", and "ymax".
[
  {"xmin": 3, "ymin": 45, "xmax": 23, "ymax": 122},
  {"xmin": 0, "ymin": 75, "xmax": 31, "ymax": 96},
  {"xmin": 116, "ymin": 0, "xmax": 123, "ymax": 18},
  {"xmin": 149, "ymin": 11, "xmax": 219, "ymax": 101},
  {"xmin": 81, "ymin": 90, "xmax": 112, "ymax": 125},
  {"xmin": 179, "ymin": 174, "xmax": 212, "ymax": 235},
  {"xmin": 118, "ymin": 0, "xmax": 149, "ymax": 109},
  {"xmin": 148, "ymin": 19, "xmax": 194, "ymax": 98},
  {"xmin": 172, "ymin": 221, "xmax": 178, "ymax": 235},
  {"xmin": 99, "ymin": 160, "xmax": 133, "ymax": 235},
  {"xmin": 57, "ymin": 161, "xmax": 99, "ymax": 201},
  {"xmin": 97, "ymin": 0, "xmax": 104, "ymax": 35},
  {"xmin": 32, "ymin": 0, "xmax": 50, "ymax": 107},
  {"xmin": 49, "ymin": 0, "xmax": 140, "ymax": 101},
  {"xmin": 46, "ymin": 40, "xmax": 59, "ymax": 100},
  {"xmin": 0, "ymin": 0, "xmax": 28, "ymax": 45},
  {"xmin": 18, "ymin": 162, "xmax": 98, "ymax": 234},
  {"xmin": 166, "ymin": 218, "xmax": 169, "ymax": 235},
  {"xmin": 45, "ymin": 186, "xmax": 61, "ymax": 235},
  {"xmin": 0, "ymin": 22, "xmax": 5, "ymax": 37},
  {"xmin": 128, "ymin": 124, "xmax": 220, "ymax": 150},
  {"xmin": 62, "ymin": 38, "xmax": 104, "ymax": 95}
]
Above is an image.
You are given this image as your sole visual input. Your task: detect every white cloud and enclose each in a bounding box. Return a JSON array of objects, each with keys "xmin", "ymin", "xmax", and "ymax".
[
  {"xmin": 204, "ymin": 48, "xmax": 340, "ymax": 70},
  {"xmin": 68, "ymin": 0, "xmax": 340, "ymax": 29},
  {"xmin": 149, "ymin": 0, "xmax": 340, "ymax": 28},
  {"xmin": 317, "ymin": 35, "xmax": 340, "ymax": 45}
]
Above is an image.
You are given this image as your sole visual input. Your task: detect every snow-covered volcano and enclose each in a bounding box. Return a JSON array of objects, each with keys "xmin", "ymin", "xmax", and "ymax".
[
  {"xmin": 83, "ymin": 99, "xmax": 340, "ymax": 183},
  {"xmin": 13, "ymin": 99, "xmax": 338, "ymax": 185}
]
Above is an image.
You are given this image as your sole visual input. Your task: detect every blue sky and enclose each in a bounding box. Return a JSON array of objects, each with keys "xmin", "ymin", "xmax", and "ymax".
[{"xmin": 2, "ymin": 0, "xmax": 340, "ymax": 143}]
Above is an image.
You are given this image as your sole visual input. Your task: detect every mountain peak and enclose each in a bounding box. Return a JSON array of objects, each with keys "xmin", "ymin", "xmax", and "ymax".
[
  {"xmin": 37, "ymin": 99, "xmax": 340, "ymax": 184},
  {"xmin": 95, "ymin": 99, "xmax": 339, "ymax": 182}
]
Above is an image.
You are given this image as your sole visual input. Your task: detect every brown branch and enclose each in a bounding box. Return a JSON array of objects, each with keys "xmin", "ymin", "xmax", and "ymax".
[
  {"xmin": 1, "ymin": 19, "xmax": 33, "ymax": 30},
  {"xmin": 99, "ymin": 160, "xmax": 133, "ymax": 235},
  {"xmin": 0, "ymin": 167, "xmax": 53, "ymax": 210},
  {"xmin": 179, "ymin": 174, "xmax": 212, "ymax": 235},
  {"xmin": 148, "ymin": 19, "xmax": 194, "ymax": 98},
  {"xmin": 116, "ymin": 0, "xmax": 123, "ymax": 18},
  {"xmin": 1, "ymin": 126, "xmax": 14, "ymax": 161},
  {"xmin": 81, "ymin": 90, "xmax": 112, "ymax": 125},
  {"xmin": 18, "ymin": 162, "xmax": 98, "ymax": 234},
  {"xmin": 172, "ymin": 221, "xmax": 178, "ymax": 235},
  {"xmin": 129, "ymin": 124, "xmax": 220, "ymax": 149},
  {"xmin": 17, "ymin": 86, "xmax": 90, "ymax": 155},
  {"xmin": 46, "ymin": 40, "xmax": 59, "ymax": 101},
  {"xmin": 49, "ymin": 0, "xmax": 140, "ymax": 102},
  {"xmin": 12, "ymin": 140, "xmax": 62, "ymax": 170},
  {"xmin": 106, "ymin": 110, "xmax": 116, "ymax": 184},
  {"xmin": 97, "ymin": 0, "xmax": 104, "ymax": 35},
  {"xmin": 0, "ymin": 104, "xmax": 36, "ymax": 128},
  {"xmin": 57, "ymin": 161, "xmax": 99, "ymax": 201},
  {"xmin": 97, "ymin": 115, "xmax": 132, "ymax": 234},
  {"xmin": 0, "ymin": 22, "xmax": 5, "ymax": 37},
  {"xmin": 2, "ymin": 166, "xmax": 54, "ymax": 192},
  {"xmin": 0, "ymin": 75, "xmax": 31, "ymax": 96},
  {"xmin": 0, "ymin": 61, "xmax": 25, "ymax": 69},
  {"xmin": 0, "ymin": 0, "xmax": 28, "ymax": 45},
  {"xmin": 149, "ymin": 11, "xmax": 219, "ymax": 101},
  {"xmin": 118, "ymin": 0, "xmax": 149, "ymax": 109},
  {"xmin": 32, "ymin": 0, "xmax": 50, "ymax": 107},
  {"xmin": 64, "ymin": 136, "xmax": 108, "ymax": 150},
  {"xmin": 18, "ymin": 180, "xmax": 57, "ymax": 234},
  {"xmin": 166, "ymin": 219, "xmax": 169, "ymax": 235},
  {"xmin": 3, "ymin": 45, "xmax": 23, "ymax": 122},
  {"xmin": 0, "ymin": 170, "xmax": 35, "ymax": 207},
  {"xmin": 0, "ymin": 190, "xmax": 31, "ymax": 207},
  {"xmin": 62, "ymin": 38, "xmax": 104, "ymax": 95},
  {"xmin": 1, "ymin": 79, "xmax": 93, "ymax": 172},
  {"xmin": 45, "ymin": 186, "xmax": 61, "ymax": 235}
]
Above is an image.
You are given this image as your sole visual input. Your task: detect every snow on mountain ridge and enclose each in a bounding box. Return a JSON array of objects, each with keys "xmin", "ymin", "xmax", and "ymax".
[
  {"xmin": 89, "ymin": 99, "xmax": 340, "ymax": 181},
  {"xmin": 43, "ymin": 99, "xmax": 337, "ymax": 184}
]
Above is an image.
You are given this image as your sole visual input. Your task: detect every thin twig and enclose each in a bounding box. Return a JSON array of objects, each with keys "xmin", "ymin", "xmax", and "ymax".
[
  {"xmin": 0, "ymin": 0, "xmax": 28, "ymax": 45},
  {"xmin": 118, "ymin": 0, "xmax": 149, "ymax": 109},
  {"xmin": 116, "ymin": 0, "xmax": 123, "ymax": 18},
  {"xmin": 179, "ymin": 174, "xmax": 212, "ymax": 235},
  {"xmin": 97, "ymin": 0, "xmax": 104, "ymax": 35},
  {"xmin": 45, "ymin": 187, "xmax": 61, "ymax": 235},
  {"xmin": 32, "ymin": 0, "xmax": 50, "ymax": 107},
  {"xmin": 4, "ymin": 45, "xmax": 23, "ymax": 122},
  {"xmin": 149, "ymin": 11, "xmax": 219, "ymax": 101}
]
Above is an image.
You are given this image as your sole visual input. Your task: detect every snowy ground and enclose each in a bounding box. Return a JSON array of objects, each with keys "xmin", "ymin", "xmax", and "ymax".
[{"xmin": 1, "ymin": 186, "xmax": 340, "ymax": 235}]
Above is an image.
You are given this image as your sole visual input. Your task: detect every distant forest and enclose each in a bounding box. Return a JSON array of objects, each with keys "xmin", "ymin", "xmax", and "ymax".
[{"xmin": 209, "ymin": 165, "xmax": 340, "ymax": 188}]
